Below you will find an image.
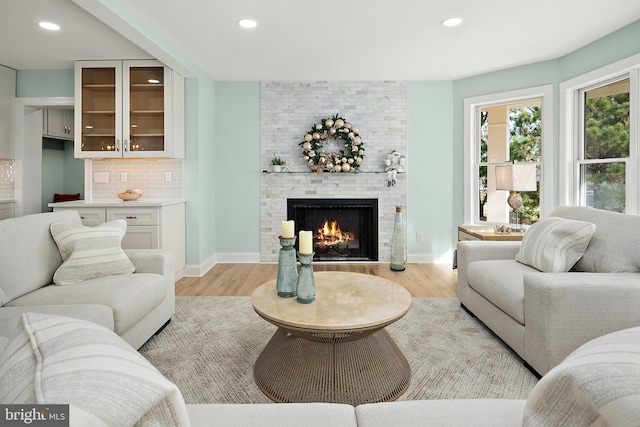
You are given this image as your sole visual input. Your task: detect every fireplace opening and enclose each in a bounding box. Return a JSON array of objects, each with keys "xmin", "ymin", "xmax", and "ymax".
[{"xmin": 288, "ymin": 198, "xmax": 378, "ymax": 261}]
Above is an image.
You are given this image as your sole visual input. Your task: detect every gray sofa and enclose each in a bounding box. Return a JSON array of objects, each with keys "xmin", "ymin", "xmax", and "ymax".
[
  {"xmin": 0, "ymin": 210, "xmax": 174, "ymax": 349},
  {"xmin": 457, "ymin": 205, "xmax": 640, "ymax": 376}
]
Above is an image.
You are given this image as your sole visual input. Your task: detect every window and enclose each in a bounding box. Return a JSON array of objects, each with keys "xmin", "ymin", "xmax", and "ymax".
[
  {"xmin": 560, "ymin": 55, "xmax": 639, "ymax": 214},
  {"xmin": 464, "ymin": 86, "xmax": 553, "ymax": 225},
  {"xmin": 580, "ymin": 78, "xmax": 630, "ymax": 212}
]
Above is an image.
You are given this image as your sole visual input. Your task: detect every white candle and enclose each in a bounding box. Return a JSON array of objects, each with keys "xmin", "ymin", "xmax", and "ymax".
[
  {"xmin": 299, "ymin": 230, "xmax": 313, "ymax": 254},
  {"xmin": 281, "ymin": 220, "xmax": 295, "ymax": 238}
]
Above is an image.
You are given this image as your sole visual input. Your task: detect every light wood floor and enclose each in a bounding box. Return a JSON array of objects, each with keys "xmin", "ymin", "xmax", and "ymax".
[{"xmin": 176, "ymin": 263, "xmax": 458, "ymax": 298}]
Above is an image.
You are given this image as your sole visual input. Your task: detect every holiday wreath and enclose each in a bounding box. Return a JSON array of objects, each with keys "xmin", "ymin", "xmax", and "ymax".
[{"xmin": 299, "ymin": 114, "xmax": 365, "ymax": 172}]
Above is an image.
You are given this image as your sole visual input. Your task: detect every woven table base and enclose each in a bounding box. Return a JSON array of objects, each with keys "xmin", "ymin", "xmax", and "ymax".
[{"xmin": 254, "ymin": 327, "xmax": 411, "ymax": 405}]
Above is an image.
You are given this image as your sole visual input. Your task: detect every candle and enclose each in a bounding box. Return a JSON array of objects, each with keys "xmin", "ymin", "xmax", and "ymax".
[
  {"xmin": 299, "ymin": 230, "xmax": 313, "ymax": 254},
  {"xmin": 281, "ymin": 220, "xmax": 295, "ymax": 238}
]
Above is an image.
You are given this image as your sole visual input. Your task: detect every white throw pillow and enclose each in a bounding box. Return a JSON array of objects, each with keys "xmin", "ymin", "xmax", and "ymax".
[
  {"xmin": 50, "ymin": 220, "xmax": 135, "ymax": 286},
  {"xmin": 523, "ymin": 326, "xmax": 640, "ymax": 427},
  {"xmin": 5, "ymin": 313, "xmax": 190, "ymax": 426},
  {"xmin": 515, "ymin": 217, "xmax": 596, "ymax": 272}
]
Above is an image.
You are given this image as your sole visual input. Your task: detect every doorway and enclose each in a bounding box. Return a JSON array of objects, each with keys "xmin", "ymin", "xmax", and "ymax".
[{"xmin": 14, "ymin": 97, "xmax": 85, "ymax": 216}]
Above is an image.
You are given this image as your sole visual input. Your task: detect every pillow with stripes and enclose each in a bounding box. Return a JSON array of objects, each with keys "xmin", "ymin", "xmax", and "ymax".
[
  {"xmin": 50, "ymin": 220, "xmax": 135, "ymax": 286},
  {"xmin": 515, "ymin": 217, "xmax": 596, "ymax": 272},
  {"xmin": 0, "ymin": 312, "xmax": 190, "ymax": 426},
  {"xmin": 523, "ymin": 326, "xmax": 640, "ymax": 426}
]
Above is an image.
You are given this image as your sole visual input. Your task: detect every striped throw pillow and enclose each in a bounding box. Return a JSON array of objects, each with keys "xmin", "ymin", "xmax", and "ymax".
[
  {"xmin": 515, "ymin": 217, "xmax": 596, "ymax": 272},
  {"xmin": 523, "ymin": 326, "xmax": 640, "ymax": 426},
  {"xmin": 50, "ymin": 220, "xmax": 135, "ymax": 286},
  {"xmin": 0, "ymin": 323, "xmax": 36, "ymax": 403},
  {"xmin": 5, "ymin": 313, "xmax": 190, "ymax": 426}
]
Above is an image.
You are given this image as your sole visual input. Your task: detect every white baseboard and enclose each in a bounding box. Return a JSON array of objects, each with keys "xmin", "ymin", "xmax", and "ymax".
[
  {"xmin": 182, "ymin": 254, "xmax": 217, "ymax": 277},
  {"xmin": 182, "ymin": 252, "xmax": 261, "ymax": 277},
  {"xmin": 183, "ymin": 251, "xmax": 452, "ymax": 277}
]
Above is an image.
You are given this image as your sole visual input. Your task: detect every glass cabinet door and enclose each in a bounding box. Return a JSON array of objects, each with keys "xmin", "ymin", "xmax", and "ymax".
[
  {"xmin": 124, "ymin": 64, "xmax": 167, "ymax": 156},
  {"xmin": 79, "ymin": 64, "xmax": 122, "ymax": 156},
  {"xmin": 75, "ymin": 60, "xmax": 181, "ymax": 159}
]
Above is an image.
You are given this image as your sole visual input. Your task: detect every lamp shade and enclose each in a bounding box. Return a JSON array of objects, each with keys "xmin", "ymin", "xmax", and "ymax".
[{"xmin": 495, "ymin": 163, "xmax": 537, "ymax": 191}]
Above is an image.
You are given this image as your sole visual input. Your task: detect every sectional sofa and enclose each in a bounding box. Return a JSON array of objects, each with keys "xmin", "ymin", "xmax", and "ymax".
[{"xmin": 2, "ymin": 311, "xmax": 639, "ymax": 426}]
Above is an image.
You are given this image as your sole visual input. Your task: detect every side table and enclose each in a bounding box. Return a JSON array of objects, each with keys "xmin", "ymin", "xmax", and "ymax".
[{"xmin": 454, "ymin": 225, "xmax": 525, "ymax": 269}]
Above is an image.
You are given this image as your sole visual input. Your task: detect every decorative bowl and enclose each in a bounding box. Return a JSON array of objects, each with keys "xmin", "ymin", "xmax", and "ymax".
[
  {"xmin": 494, "ymin": 225, "xmax": 512, "ymax": 234},
  {"xmin": 118, "ymin": 192, "xmax": 142, "ymax": 201}
]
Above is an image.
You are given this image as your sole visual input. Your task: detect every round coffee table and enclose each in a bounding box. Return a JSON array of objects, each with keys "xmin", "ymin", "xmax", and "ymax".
[{"xmin": 251, "ymin": 271, "xmax": 412, "ymax": 405}]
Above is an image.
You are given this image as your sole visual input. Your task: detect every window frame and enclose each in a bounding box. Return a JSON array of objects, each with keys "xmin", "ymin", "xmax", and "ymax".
[
  {"xmin": 463, "ymin": 85, "xmax": 553, "ymax": 224},
  {"xmin": 560, "ymin": 54, "xmax": 640, "ymax": 214}
]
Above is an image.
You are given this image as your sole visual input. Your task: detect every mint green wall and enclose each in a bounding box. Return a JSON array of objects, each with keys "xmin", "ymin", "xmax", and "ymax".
[
  {"xmin": 16, "ymin": 70, "xmax": 74, "ymax": 97},
  {"xmin": 183, "ymin": 75, "xmax": 217, "ymax": 265},
  {"xmin": 407, "ymin": 81, "xmax": 454, "ymax": 259},
  {"xmin": 560, "ymin": 20, "xmax": 640, "ymax": 81},
  {"xmin": 41, "ymin": 138, "xmax": 64, "ymax": 212},
  {"xmin": 214, "ymin": 82, "xmax": 260, "ymax": 253},
  {"xmin": 63, "ymin": 140, "xmax": 84, "ymax": 197},
  {"xmin": 41, "ymin": 139, "xmax": 84, "ymax": 212}
]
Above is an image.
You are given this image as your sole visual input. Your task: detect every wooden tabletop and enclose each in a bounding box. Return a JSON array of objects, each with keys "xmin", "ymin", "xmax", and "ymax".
[
  {"xmin": 252, "ymin": 271, "xmax": 412, "ymax": 332},
  {"xmin": 458, "ymin": 225, "xmax": 525, "ymax": 241}
]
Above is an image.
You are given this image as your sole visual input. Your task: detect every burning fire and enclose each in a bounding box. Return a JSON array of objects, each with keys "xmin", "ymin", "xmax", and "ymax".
[{"xmin": 315, "ymin": 220, "xmax": 354, "ymax": 248}]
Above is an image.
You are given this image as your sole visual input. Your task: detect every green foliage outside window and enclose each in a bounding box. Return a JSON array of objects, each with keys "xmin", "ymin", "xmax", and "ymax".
[{"xmin": 583, "ymin": 92, "xmax": 629, "ymax": 212}]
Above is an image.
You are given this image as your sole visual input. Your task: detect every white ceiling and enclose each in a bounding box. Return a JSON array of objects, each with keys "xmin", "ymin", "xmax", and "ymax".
[{"xmin": 2, "ymin": 0, "xmax": 640, "ymax": 81}]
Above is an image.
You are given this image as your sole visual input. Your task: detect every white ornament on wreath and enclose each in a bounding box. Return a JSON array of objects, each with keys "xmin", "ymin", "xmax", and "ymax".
[{"xmin": 299, "ymin": 114, "xmax": 365, "ymax": 173}]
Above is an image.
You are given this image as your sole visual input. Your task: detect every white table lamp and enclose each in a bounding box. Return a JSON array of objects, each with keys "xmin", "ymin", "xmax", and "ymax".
[{"xmin": 495, "ymin": 163, "xmax": 537, "ymax": 230}]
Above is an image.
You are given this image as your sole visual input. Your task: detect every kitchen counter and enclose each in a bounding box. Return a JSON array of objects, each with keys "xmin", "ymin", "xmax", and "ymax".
[{"xmin": 48, "ymin": 199, "xmax": 186, "ymax": 208}]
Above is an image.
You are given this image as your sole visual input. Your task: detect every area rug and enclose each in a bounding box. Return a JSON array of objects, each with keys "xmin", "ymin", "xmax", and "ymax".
[{"xmin": 139, "ymin": 297, "xmax": 538, "ymax": 404}]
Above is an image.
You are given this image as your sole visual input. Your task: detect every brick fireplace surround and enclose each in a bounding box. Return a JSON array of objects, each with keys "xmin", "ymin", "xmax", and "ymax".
[{"xmin": 260, "ymin": 81, "xmax": 407, "ymax": 263}]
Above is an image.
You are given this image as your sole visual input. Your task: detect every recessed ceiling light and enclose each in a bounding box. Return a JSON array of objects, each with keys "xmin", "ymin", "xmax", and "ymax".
[
  {"xmin": 441, "ymin": 17, "xmax": 462, "ymax": 27},
  {"xmin": 38, "ymin": 21, "xmax": 61, "ymax": 31},
  {"xmin": 237, "ymin": 19, "xmax": 257, "ymax": 29}
]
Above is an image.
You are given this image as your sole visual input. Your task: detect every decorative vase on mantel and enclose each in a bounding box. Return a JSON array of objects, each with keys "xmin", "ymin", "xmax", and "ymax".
[{"xmin": 390, "ymin": 206, "xmax": 406, "ymax": 271}]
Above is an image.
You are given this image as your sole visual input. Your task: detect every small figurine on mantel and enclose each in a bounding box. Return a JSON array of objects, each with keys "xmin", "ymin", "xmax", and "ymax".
[{"xmin": 384, "ymin": 150, "xmax": 406, "ymax": 187}]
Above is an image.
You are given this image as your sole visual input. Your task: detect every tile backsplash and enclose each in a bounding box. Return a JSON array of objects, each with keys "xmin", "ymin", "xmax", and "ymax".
[
  {"xmin": 90, "ymin": 159, "xmax": 183, "ymax": 200},
  {"xmin": 0, "ymin": 159, "xmax": 14, "ymax": 199}
]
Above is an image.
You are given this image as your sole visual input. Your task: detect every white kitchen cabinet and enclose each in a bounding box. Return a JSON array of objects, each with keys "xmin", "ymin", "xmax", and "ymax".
[
  {"xmin": 0, "ymin": 202, "xmax": 15, "ymax": 220},
  {"xmin": 0, "ymin": 65, "xmax": 15, "ymax": 159},
  {"xmin": 72, "ymin": 208, "xmax": 106, "ymax": 226},
  {"xmin": 74, "ymin": 60, "xmax": 184, "ymax": 159},
  {"xmin": 44, "ymin": 109, "xmax": 74, "ymax": 140},
  {"xmin": 52, "ymin": 202, "xmax": 185, "ymax": 279}
]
